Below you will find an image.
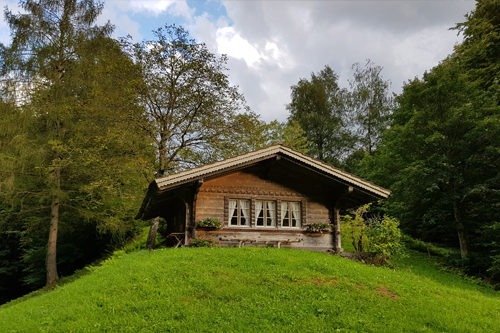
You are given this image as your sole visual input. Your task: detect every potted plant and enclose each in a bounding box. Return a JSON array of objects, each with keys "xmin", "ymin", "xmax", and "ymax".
[
  {"xmin": 304, "ymin": 221, "xmax": 333, "ymax": 235},
  {"xmin": 196, "ymin": 218, "xmax": 223, "ymax": 230}
]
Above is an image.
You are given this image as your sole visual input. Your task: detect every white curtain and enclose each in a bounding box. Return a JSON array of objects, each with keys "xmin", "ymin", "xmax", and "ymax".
[
  {"xmin": 229, "ymin": 200, "xmax": 237, "ymax": 225},
  {"xmin": 291, "ymin": 202, "xmax": 300, "ymax": 227},
  {"xmin": 281, "ymin": 202, "xmax": 288, "ymax": 226},
  {"xmin": 240, "ymin": 200, "xmax": 250, "ymax": 225},
  {"xmin": 267, "ymin": 201, "xmax": 276, "ymax": 226},
  {"xmin": 255, "ymin": 200, "xmax": 263, "ymax": 216}
]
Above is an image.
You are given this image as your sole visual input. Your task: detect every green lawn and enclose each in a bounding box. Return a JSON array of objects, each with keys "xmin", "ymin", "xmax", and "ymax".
[{"xmin": 0, "ymin": 247, "xmax": 498, "ymax": 332}]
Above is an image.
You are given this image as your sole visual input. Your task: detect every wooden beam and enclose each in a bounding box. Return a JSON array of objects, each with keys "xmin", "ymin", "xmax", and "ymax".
[{"xmin": 333, "ymin": 204, "xmax": 343, "ymax": 253}]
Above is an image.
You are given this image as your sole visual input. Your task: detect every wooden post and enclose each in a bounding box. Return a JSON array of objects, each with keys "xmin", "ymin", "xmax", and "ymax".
[{"xmin": 333, "ymin": 204, "xmax": 343, "ymax": 253}]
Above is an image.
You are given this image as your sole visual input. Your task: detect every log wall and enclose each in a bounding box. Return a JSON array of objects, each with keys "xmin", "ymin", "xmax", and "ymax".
[{"xmin": 194, "ymin": 171, "xmax": 333, "ymax": 251}]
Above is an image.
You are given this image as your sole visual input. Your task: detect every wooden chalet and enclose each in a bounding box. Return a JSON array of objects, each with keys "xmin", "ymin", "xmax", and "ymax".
[{"xmin": 136, "ymin": 144, "xmax": 390, "ymax": 251}]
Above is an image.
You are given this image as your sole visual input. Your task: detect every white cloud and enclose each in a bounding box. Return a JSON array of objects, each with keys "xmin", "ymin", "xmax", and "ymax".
[
  {"xmin": 129, "ymin": 0, "xmax": 194, "ymax": 19},
  {"xmin": 99, "ymin": 1, "xmax": 142, "ymax": 40},
  {"xmin": 208, "ymin": 0, "xmax": 475, "ymax": 120},
  {"xmin": 216, "ymin": 27, "xmax": 262, "ymax": 67},
  {"xmin": 2, "ymin": 0, "xmax": 476, "ymax": 123}
]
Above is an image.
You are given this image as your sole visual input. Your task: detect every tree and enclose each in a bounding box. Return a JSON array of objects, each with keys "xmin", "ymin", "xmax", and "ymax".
[
  {"xmin": 364, "ymin": 56, "xmax": 500, "ymax": 259},
  {"xmin": 287, "ymin": 65, "xmax": 353, "ymax": 165},
  {"xmin": 261, "ymin": 120, "xmax": 309, "ymax": 153},
  {"xmin": 175, "ymin": 114, "xmax": 309, "ymax": 170},
  {"xmin": 127, "ymin": 25, "xmax": 249, "ymax": 248},
  {"xmin": 0, "ymin": 0, "xmax": 150, "ymax": 287},
  {"xmin": 454, "ymin": 0, "xmax": 500, "ymax": 91},
  {"xmin": 348, "ymin": 60, "xmax": 393, "ymax": 154}
]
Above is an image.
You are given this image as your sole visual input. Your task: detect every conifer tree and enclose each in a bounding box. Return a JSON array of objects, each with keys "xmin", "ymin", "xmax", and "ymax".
[{"xmin": 0, "ymin": 0, "xmax": 150, "ymax": 287}]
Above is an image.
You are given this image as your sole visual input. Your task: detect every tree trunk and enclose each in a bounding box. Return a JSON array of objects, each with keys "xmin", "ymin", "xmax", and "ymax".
[
  {"xmin": 146, "ymin": 216, "xmax": 160, "ymax": 250},
  {"xmin": 46, "ymin": 168, "xmax": 60, "ymax": 287},
  {"xmin": 146, "ymin": 136, "xmax": 167, "ymax": 249},
  {"xmin": 453, "ymin": 202, "xmax": 469, "ymax": 258}
]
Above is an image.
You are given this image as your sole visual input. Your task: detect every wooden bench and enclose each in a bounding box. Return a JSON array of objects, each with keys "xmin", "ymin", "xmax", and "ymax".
[
  {"xmin": 166, "ymin": 232, "xmax": 185, "ymax": 248},
  {"xmin": 218, "ymin": 238, "xmax": 301, "ymax": 248}
]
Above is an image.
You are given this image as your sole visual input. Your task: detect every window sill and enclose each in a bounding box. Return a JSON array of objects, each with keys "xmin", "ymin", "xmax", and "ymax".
[{"xmin": 203, "ymin": 228, "xmax": 306, "ymax": 234}]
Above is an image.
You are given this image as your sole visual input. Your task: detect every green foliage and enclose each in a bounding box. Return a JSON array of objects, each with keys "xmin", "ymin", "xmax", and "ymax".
[
  {"xmin": 362, "ymin": 49, "xmax": 500, "ymax": 281},
  {"xmin": 286, "ymin": 61, "xmax": 393, "ymax": 168},
  {"xmin": 365, "ymin": 55, "xmax": 500, "ymax": 250},
  {"xmin": 454, "ymin": 0, "xmax": 500, "ymax": 91},
  {"xmin": 120, "ymin": 227, "xmax": 151, "ymax": 254},
  {"xmin": 403, "ymin": 235, "xmax": 459, "ymax": 259},
  {"xmin": 478, "ymin": 222, "xmax": 500, "ymax": 282},
  {"xmin": 341, "ymin": 204, "xmax": 371, "ymax": 253},
  {"xmin": 197, "ymin": 218, "xmax": 223, "ymax": 229},
  {"xmin": 127, "ymin": 24, "xmax": 249, "ymax": 175},
  {"xmin": 348, "ymin": 60, "xmax": 394, "ymax": 155},
  {"xmin": 261, "ymin": 120, "xmax": 310, "ymax": 153},
  {"xmin": 287, "ymin": 65, "xmax": 354, "ymax": 165},
  {"xmin": 0, "ymin": 248, "xmax": 499, "ymax": 332},
  {"xmin": 365, "ymin": 216, "xmax": 404, "ymax": 257},
  {"xmin": 0, "ymin": 0, "xmax": 153, "ymax": 289},
  {"xmin": 304, "ymin": 221, "xmax": 333, "ymax": 233},
  {"xmin": 189, "ymin": 236, "xmax": 217, "ymax": 247},
  {"xmin": 341, "ymin": 205, "xmax": 404, "ymax": 257}
]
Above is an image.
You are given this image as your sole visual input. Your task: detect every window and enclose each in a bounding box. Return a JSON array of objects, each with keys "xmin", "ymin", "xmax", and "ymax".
[
  {"xmin": 256, "ymin": 200, "xmax": 276, "ymax": 227},
  {"xmin": 229, "ymin": 199, "xmax": 250, "ymax": 226},
  {"xmin": 226, "ymin": 198, "xmax": 302, "ymax": 229},
  {"xmin": 281, "ymin": 201, "xmax": 301, "ymax": 228}
]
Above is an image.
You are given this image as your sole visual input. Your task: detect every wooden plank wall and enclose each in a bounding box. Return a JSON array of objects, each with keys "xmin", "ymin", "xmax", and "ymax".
[{"xmin": 195, "ymin": 171, "xmax": 330, "ymax": 226}]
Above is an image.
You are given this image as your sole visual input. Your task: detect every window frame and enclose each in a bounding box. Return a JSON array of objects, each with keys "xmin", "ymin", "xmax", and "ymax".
[
  {"xmin": 255, "ymin": 200, "xmax": 277, "ymax": 227},
  {"xmin": 280, "ymin": 200, "xmax": 302, "ymax": 229},
  {"xmin": 225, "ymin": 196, "xmax": 303, "ymax": 229},
  {"xmin": 228, "ymin": 198, "xmax": 251, "ymax": 227}
]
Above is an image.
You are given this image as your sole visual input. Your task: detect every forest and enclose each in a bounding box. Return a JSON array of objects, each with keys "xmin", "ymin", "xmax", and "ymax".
[{"xmin": 1, "ymin": 0, "xmax": 499, "ymax": 304}]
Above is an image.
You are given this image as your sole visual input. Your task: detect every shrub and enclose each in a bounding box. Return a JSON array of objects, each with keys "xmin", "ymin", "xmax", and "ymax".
[
  {"xmin": 304, "ymin": 221, "xmax": 333, "ymax": 233},
  {"xmin": 196, "ymin": 218, "xmax": 223, "ymax": 229},
  {"xmin": 341, "ymin": 204, "xmax": 404, "ymax": 258},
  {"xmin": 341, "ymin": 204, "xmax": 371, "ymax": 252},
  {"xmin": 189, "ymin": 236, "xmax": 216, "ymax": 247},
  {"xmin": 366, "ymin": 216, "xmax": 404, "ymax": 257}
]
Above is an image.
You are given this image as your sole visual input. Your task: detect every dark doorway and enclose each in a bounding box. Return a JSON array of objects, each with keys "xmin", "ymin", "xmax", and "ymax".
[{"xmin": 161, "ymin": 197, "xmax": 187, "ymax": 235}]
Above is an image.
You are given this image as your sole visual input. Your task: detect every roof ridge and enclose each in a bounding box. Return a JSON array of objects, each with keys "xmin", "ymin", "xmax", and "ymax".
[
  {"xmin": 155, "ymin": 144, "xmax": 283, "ymax": 185},
  {"xmin": 154, "ymin": 144, "xmax": 390, "ymax": 197}
]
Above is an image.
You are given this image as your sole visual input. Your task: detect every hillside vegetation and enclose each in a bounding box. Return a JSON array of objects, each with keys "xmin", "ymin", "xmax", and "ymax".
[{"xmin": 0, "ymin": 247, "xmax": 498, "ymax": 332}]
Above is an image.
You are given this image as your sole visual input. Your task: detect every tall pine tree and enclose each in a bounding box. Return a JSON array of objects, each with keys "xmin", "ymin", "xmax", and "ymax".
[{"xmin": 0, "ymin": 0, "xmax": 151, "ymax": 287}]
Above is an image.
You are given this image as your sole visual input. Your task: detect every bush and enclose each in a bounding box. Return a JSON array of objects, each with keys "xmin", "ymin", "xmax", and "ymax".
[
  {"xmin": 341, "ymin": 204, "xmax": 404, "ymax": 258},
  {"xmin": 189, "ymin": 236, "xmax": 216, "ymax": 247},
  {"xmin": 366, "ymin": 216, "xmax": 404, "ymax": 257}
]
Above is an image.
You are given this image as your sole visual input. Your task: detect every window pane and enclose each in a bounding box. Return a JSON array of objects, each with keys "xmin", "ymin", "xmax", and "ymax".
[
  {"xmin": 229, "ymin": 200, "xmax": 238, "ymax": 225},
  {"xmin": 257, "ymin": 211, "xmax": 264, "ymax": 226},
  {"xmin": 240, "ymin": 200, "xmax": 250, "ymax": 226}
]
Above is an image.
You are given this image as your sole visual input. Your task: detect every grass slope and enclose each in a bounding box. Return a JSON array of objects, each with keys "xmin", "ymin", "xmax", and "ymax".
[{"xmin": 0, "ymin": 248, "xmax": 499, "ymax": 332}]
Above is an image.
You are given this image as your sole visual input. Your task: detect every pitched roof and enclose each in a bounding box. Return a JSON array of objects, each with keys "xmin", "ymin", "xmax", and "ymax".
[
  {"xmin": 136, "ymin": 144, "xmax": 390, "ymax": 219},
  {"xmin": 157, "ymin": 143, "xmax": 389, "ymax": 197}
]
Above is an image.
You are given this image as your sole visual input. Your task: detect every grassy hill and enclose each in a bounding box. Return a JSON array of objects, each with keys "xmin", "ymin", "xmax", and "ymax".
[{"xmin": 0, "ymin": 247, "xmax": 498, "ymax": 332}]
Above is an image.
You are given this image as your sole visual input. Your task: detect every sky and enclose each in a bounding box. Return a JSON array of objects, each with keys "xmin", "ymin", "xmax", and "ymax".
[{"xmin": 0, "ymin": 0, "xmax": 477, "ymax": 122}]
